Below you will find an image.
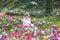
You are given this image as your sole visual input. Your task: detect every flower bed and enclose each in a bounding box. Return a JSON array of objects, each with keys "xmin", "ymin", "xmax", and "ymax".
[{"xmin": 0, "ymin": 15, "xmax": 60, "ymax": 40}]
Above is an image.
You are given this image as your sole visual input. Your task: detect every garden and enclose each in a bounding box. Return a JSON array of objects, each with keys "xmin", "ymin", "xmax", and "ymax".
[
  {"xmin": 0, "ymin": 0, "xmax": 60, "ymax": 40},
  {"xmin": 0, "ymin": 14, "xmax": 60, "ymax": 40}
]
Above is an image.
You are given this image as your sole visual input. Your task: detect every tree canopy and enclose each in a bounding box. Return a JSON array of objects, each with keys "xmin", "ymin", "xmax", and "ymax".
[{"xmin": 0, "ymin": 0, "xmax": 60, "ymax": 16}]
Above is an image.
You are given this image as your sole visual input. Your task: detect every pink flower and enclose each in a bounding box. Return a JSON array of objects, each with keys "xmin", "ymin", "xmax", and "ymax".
[
  {"xmin": 57, "ymin": 30, "xmax": 60, "ymax": 32},
  {"xmin": 11, "ymin": 31, "xmax": 20, "ymax": 38},
  {"xmin": 14, "ymin": 34, "xmax": 19, "ymax": 38},
  {"xmin": 3, "ymin": 34, "xmax": 8, "ymax": 40},
  {"xmin": 21, "ymin": 29, "xmax": 25, "ymax": 34},
  {"xmin": 11, "ymin": 31, "xmax": 16, "ymax": 36},
  {"xmin": 44, "ymin": 27, "xmax": 46, "ymax": 30},
  {"xmin": 52, "ymin": 25, "xmax": 57, "ymax": 28},
  {"xmin": 38, "ymin": 27, "xmax": 41, "ymax": 30},
  {"xmin": 28, "ymin": 31, "xmax": 32, "ymax": 35},
  {"xmin": 36, "ymin": 31, "xmax": 40, "ymax": 35},
  {"xmin": 10, "ymin": 19, "xmax": 13, "ymax": 23},
  {"xmin": 53, "ymin": 33, "xmax": 57, "ymax": 36},
  {"xmin": 18, "ymin": 24, "xmax": 23, "ymax": 28},
  {"xmin": 2, "ymin": 27, "xmax": 5, "ymax": 31},
  {"xmin": 25, "ymin": 35, "xmax": 30, "ymax": 40},
  {"xmin": 12, "ymin": 25, "xmax": 15, "ymax": 28},
  {"xmin": 5, "ymin": 15, "xmax": 10, "ymax": 19},
  {"xmin": 55, "ymin": 38, "xmax": 58, "ymax": 40},
  {"xmin": 6, "ymin": 24, "xmax": 9, "ymax": 27},
  {"xmin": 17, "ymin": 17, "xmax": 20, "ymax": 21},
  {"xmin": 25, "ymin": 24, "xmax": 31, "ymax": 27},
  {"xmin": 51, "ymin": 35, "xmax": 54, "ymax": 39}
]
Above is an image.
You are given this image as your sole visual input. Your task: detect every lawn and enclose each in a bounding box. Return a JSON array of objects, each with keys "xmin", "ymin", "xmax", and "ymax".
[
  {"xmin": 55, "ymin": 21, "xmax": 60, "ymax": 29},
  {"xmin": 34, "ymin": 16, "xmax": 60, "ymax": 29}
]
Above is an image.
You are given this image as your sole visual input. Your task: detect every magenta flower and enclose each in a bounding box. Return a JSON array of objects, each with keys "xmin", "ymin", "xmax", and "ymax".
[
  {"xmin": 18, "ymin": 24, "xmax": 23, "ymax": 28},
  {"xmin": 3, "ymin": 34, "xmax": 8, "ymax": 40},
  {"xmin": 55, "ymin": 38, "xmax": 58, "ymax": 40},
  {"xmin": 26, "ymin": 24, "xmax": 31, "ymax": 27},
  {"xmin": 52, "ymin": 25, "xmax": 58, "ymax": 28},
  {"xmin": 21, "ymin": 29, "xmax": 25, "ymax": 34},
  {"xmin": 10, "ymin": 19, "xmax": 13, "ymax": 23},
  {"xmin": 44, "ymin": 27, "xmax": 46, "ymax": 30},
  {"xmin": 28, "ymin": 31, "xmax": 32, "ymax": 35},
  {"xmin": 5, "ymin": 15, "xmax": 11, "ymax": 19},
  {"xmin": 57, "ymin": 30, "xmax": 60, "ymax": 32},
  {"xmin": 51, "ymin": 35, "xmax": 54, "ymax": 39},
  {"xmin": 11, "ymin": 31, "xmax": 20, "ymax": 38},
  {"xmin": 2, "ymin": 27, "xmax": 5, "ymax": 31},
  {"xmin": 25, "ymin": 35, "xmax": 30, "ymax": 40},
  {"xmin": 38, "ymin": 27, "xmax": 41, "ymax": 30},
  {"xmin": 17, "ymin": 17, "xmax": 21, "ymax": 21},
  {"xmin": 53, "ymin": 33, "xmax": 57, "ymax": 37},
  {"xmin": 14, "ymin": 33, "xmax": 19, "ymax": 38},
  {"xmin": 12, "ymin": 25, "xmax": 15, "ymax": 28},
  {"xmin": 36, "ymin": 31, "xmax": 40, "ymax": 35},
  {"xmin": 11, "ymin": 31, "xmax": 16, "ymax": 36}
]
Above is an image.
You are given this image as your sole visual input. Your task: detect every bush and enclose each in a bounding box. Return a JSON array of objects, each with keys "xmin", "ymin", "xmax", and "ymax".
[{"xmin": 2, "ymin": 8, "xmax": 46, "ymax": 17}]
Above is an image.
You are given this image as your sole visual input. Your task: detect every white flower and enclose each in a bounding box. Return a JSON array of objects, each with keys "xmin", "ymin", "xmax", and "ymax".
[
  {"xmin": 5, "ymin": 33, "xmax": 8, "ymax": 36},
  {"xmin": 25, "ymin": 28, "xmax": 28, "ymax": 30},
  {"xmin": 41, "ymin": 30, "xmax": 45, "ymax": 34},
  {"xmin": 36, "ymin": 36, "xmax": 40, "ymax": 40},
  {"xmin": 42, "ymin": 21, "xmax": 46, "ymax": 23},
  {"xmin": 7, "ymin": 38, "xmax": 10, "ymax": 40},
  {"xmin": 29, "ymin": 28, "xmax": 33, "ymax": 32},
  {"xmin": 2, "ymin": 31, "xmax": 6, "ymax": 35},
  {"xmin": 31, "ymin": 37, "xmax": 36, "ymax": 40},
  {"xmin": 34, "ymin": 27, "xmax": 37, "ymax": 31},
  {"xmin": 31, "ymin": 1, "xmax": 37, "ymax": 5},
  {"xmin": 58, "ymin": 33, "xmax": 60, "ymax": 36},
  {"xmin": 14, "ymin": 27, "xmax": 18, "ymax": 30},
  {"xmin": 38, "ymin": 22, "xmax": 42, "ymax": 25},
  {"xmin": 24, "ymin": 32, "xmax": 28, "ymax": 35},
  {"xmin": 14, "ymin": 20, "xmax": 16, "ymax": 22},
  {"xmin": 34, "ymin": 31, "xmax": 36, "ymax": 36},
  {"xmin": 31, "ymin": 24, "xmax": 34, "ymax": 27},
  {"xmin": 56, "ymin": 12, "xmax": 59, "ymax": 15},
  {"xmin": 0, "ymin": 35, "xmax": 2, "ymax": 38}
]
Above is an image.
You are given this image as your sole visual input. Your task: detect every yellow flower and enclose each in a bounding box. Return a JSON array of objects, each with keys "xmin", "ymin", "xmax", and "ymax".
[
  {"xmin": 43, "ymin": 36, "xmax": 48, "ymax": 40},
  {"xmin": 13, "ymin": 38, "xmax": 16, "ymax": 40},
  {"xmin": 21, "ymin": 36, "xmax": 24, "ymax": 38}
]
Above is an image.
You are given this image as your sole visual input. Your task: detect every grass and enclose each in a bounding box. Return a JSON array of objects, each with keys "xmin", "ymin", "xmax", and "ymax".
[
  {"xmin": 55, "ymin": 21, "xmax": 60, "ymax": 29},
  {"xmin": 33, "ymin": 16, "xmax": 60, "ymax": 29}
]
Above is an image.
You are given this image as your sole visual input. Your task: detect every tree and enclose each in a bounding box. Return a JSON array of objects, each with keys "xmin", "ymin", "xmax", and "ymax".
[{"xmin": 45, "ymin": 0, "xmax": 54, "ymax": 16}]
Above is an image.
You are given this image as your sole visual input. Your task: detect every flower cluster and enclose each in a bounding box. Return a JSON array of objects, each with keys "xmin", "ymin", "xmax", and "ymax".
[{"xmin": 0, "ymin": 15, "xmax": 60, "ymax": 40}]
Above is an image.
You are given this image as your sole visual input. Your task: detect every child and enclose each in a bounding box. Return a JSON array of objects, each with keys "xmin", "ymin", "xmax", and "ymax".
[{"xmin": 22, "ymin": 12, "xmax": 33, "ymax": 27}]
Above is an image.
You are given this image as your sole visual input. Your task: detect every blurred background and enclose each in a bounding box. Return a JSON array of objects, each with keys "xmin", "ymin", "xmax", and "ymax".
[{"xmin": 0, "ymin": 0, "xmax": 60, "ymax": 17}]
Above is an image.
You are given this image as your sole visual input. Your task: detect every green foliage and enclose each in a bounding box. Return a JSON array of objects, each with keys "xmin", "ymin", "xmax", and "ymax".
[{"xmin": 0, "ymin": 0, "xmax": 60, "ymax": 16}]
